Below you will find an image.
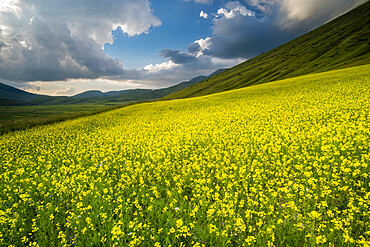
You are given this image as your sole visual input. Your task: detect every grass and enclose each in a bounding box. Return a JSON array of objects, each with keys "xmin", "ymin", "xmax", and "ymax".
[
  {"xmin": 0, "ymin": 64, "xmax": 369, "ymax": 246},
  {"xmin": 164, "ymin": 2, "xmax": 370, "ymax": 100},
  {"xmin": 0, "ymin": 102, "xmax": 135, "ymax": 135}
]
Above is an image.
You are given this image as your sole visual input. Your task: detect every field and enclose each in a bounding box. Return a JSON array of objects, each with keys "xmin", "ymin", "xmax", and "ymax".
[
  {"xmin": 0, "ymin": 103, "xmax": 131, "ymax": 135},
  {"xmin": 0, "ymin": 65, "xmax": 369, "ymax": 246}
]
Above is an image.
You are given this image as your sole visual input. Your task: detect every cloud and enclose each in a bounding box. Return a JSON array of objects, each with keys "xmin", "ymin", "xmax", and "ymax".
[
  {"xmin": 245, "ymin": 0, "xmax": 366, "ymax": 29},
  {"xmin": 160, "ymin": 49, "xmax": 197, "ymax": 64},
  {"xmin": 144, "ymin": 61, "xmax": 179, "ymax": 73},
  {"xmin": 0, "ymin": 41, "xmax": 7, "ymax": 50},
  {"xmin": 17, "ymin": 79, "xmax": 150, "ymax": 96},
  {"xmin": 244, "ymin": 0, "xmax": 274, "ymax": 13},
  {"xmin": 217, "ymin": 2, "xmax": 255, "ymax": 19},
  {"xmin": 200, "ymin": 11, "xmax": 209, "ymax": 19},
  {"xmin": 22, "ymin": 84, "xmax": 40, "ymax": 92},
  {"xmin": 276, "ymin": 0, "xmax": 365, "ymax": 29},
  {"xmin": 183, "ymin": 0, "xmax": 366, "ymax": 60},
  {"xmin": 187, "ymin": 42, "xmax": 202, "ymax": 54},
  {"xmin": 0, "ymin": 0, "xmax": 161, "ymax": 82},
  {"xmin": 55, "ymin": 87, "xmax": 76, "ymax": 96},
  {"xmin": 184, "ymin": 0, "xmax": 213, "ymax": 4}
]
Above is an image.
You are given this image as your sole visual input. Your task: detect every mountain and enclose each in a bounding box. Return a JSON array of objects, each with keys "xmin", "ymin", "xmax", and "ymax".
[
  {"xmin": 0, "ymin": 70, "xmax": 213, "ymax": 105},
  {"xmin": 69, "ymin": 74, "xmax": 209, "ymax": 100},
  {"xmin": 73, "ymin": 90, "xmax": 106, "ymax": 98},
  {"xmin": 106, "ymin": 74, "xmax": 214, "ymax": 102},
  {"xmin": 0, "ymin": 82, "xmax": 43, "ymax": 101},
  {"xmin": 23, "ymin": 71, "xmax": 218, "ymax": 105},
  {"xmin": 29, "ymin": 71, "xmax": 214, "ymax": 105},
  {"xmin": 0, "ymin": 68, "xmax": 225, "ymax": 106},
  {"xmin": 164, "ymin": 2, "xmax": 370, "ymax": 100}
]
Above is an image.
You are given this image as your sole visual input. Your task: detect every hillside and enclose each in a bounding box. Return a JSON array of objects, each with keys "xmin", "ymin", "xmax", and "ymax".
[
  {"xmin": 73, "ymin": 90, "xmax": 106, "ymax": 98},
  {"xmin": 1, "ymin": 65, "xmax": 369, "ymax": 246},
  {"xmin": 0, "ymin": 68, "xmax": 226, "ymax": 106},
  {"xmin": 0, "ymin": 77, "xmax": 202, "ymax": 105},
  {"xmin": 0, "ymin": 82, "xmax": 42, "ymax": 101},
  {"xmin": 25, "ymin": 73, "xmax": 214, "ymax": 105},
  {"xmin": 164, "ymin": 2, "xmax": 370, "ymax": 99}
]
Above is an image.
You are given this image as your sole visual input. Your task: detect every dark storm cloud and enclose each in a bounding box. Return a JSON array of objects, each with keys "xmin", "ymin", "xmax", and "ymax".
[
  {"xmin": 203, "ymin": 14, "xmax": 285, "ymax": 59},
  {"xmin": 189, "ymin": 0, "xmax": 366, "ymax": 60},
  {"xmin": 0, "ymin": 41, "xmax": 7, "ymax": 49},
  {"xmin": 160, "ymin": 48, "xmax": 197, "ymax": 64},
  {"xmin": 187, "ymin": 42, "xmax": 202, "ymax": 54},
  {"xmin": 0, "ymin": 0, "xmax": 161, "ymax": 82}
]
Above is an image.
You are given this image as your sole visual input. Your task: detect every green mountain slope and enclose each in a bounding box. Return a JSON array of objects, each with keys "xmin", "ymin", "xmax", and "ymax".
[
  {"xmin": 164, "ymin": 2, "xmax": 370, "ymax": 100},
  {"xmin": 73, "ymin": 90, "xmax": 106, "ymax": 98},
  {"xmin": 0, "ymin": 82, "xmax": 42, "ymax": 101}
]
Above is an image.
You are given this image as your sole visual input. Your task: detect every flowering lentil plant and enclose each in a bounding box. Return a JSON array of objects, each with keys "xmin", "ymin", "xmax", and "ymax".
[{"xmin": 1, "ymin": 65, "xmax": 370, "ymax": 246}]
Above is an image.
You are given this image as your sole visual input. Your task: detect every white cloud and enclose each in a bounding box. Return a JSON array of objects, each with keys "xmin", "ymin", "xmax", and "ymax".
[
  {"xmin": 193, "ymin": 37, "xmax": 212, "ymax": 56},
  {"xmin": 200, "ymin": 11, "xmax": 208, "ymax": 19},
  {"xmin": 20, "ymin": 79, "xmax": 149, "ymax": 96},
  {"xmin": 195, "ymin": 38, "xmax": 211, "ymax": 49},
  {"xmin": 144, "ymin": 61, "xmax": 179, "ymax": 73},
  {"xmin": 21, "ymin": 84, "xmax": 40, "ymax": 92},
  {"xmin": 0, "ymin": 0, "xmax": 161, "ymax": 82},
  {"xmin": 184, "ymin": 0, "xmax": 213, "ymax": 4},
  {"xmin": 245, "ymin": 0, "xmax": 366, "ymax": 29},
  {"xmin": 217, "ymin": 2, "xmax": 255, "ymax": 19},
  {"xmin": 210, "ymin": 57, "xmax": 246, "ymax": 67},
  {"xmin": 244, "ymin": 0, "xmax": 274, "ymax": 13},
  {"xmin": 277, "ymin": 0, "xmax": 366, "ymax": 29},
  {"xmin": 0, "ymin": 0, "xmax": 21, "ymax": 14},
  {"xmin": 55, "ymin": 87, "xmax": 76, "ymax": 96}
]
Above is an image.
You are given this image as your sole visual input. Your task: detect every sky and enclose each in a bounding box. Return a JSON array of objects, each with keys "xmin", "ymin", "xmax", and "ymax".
[{"xmin": 0, "ymin": 0, "xmax": 366, "ymax": 96}]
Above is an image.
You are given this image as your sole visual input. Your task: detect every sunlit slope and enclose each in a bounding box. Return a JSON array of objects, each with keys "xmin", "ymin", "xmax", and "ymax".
[
  {"xmin": 164, "ymin": 2, "xmax": 370, "ymax": 100},
  {"xmin": 0, "ymin": 65, "xmax": 369, "ymax": 246}
]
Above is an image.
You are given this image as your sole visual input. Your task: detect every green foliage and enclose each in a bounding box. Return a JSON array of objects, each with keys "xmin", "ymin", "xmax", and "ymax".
[{"xmin": 164, "ymin": 2, "xmax": 370, "ymax": 100}]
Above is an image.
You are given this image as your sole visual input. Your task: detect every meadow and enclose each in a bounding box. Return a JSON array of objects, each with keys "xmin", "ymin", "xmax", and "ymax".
[
  {"xmin": 0, "ymin": 65, "xmax": 369, "ymax": 246},
  {"xmin": 0, "ymin": 103, "xmax": 131, "ymax": 135}
]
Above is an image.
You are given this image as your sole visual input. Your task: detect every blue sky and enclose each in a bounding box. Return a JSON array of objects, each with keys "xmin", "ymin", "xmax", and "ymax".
[
  {"xmin": 104, "ymin": 0, "xmax": 216, "ymax": 69},
  {"xmin": 0, "ymin": 0, "xmax": 366, "ymax": 95},
  {"xmin": 103, "ymin": 0, "xmax": 269, "ymax": 69}
]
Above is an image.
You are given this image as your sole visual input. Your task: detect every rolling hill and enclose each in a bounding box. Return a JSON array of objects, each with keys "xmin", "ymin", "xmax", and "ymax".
[
  {"xmin": 26, "ymin": 75, "xmax": 208, "ymax": 105},
  {"xmin": 73, "ymin": 90, "xmax": 106, "ymax": 98},
  {"xmin": 0, "ymin": 82, "xmax": 43, "ymax": 102},
  {"xmin": 23, "ymin": 72, "xmax": 218, "ymax": 105},
  {"xmin": 0, "ymin": 74, "xmax": 209, "ymax": 105},
  {"xmin": 164, "ymin": 1, "xmax": 370, "ymax": 99}
]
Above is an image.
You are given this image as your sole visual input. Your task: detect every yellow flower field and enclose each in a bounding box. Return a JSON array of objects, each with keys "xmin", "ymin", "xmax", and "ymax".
[{"xmin": 1, "ymin": 65, "xmax": 369, "ymax": 246}]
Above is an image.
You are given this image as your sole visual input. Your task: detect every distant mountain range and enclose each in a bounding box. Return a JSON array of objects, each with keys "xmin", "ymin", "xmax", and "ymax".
[
  {"xmin": 0, "ymin": 70, "xmax": 224, "ymax": 105},
  {"xmin": 164, "ymin": 2, "xmax": 370, "ymax": 99}
]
